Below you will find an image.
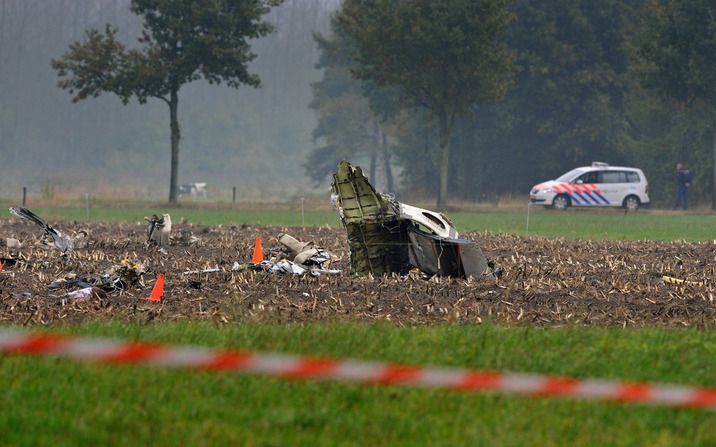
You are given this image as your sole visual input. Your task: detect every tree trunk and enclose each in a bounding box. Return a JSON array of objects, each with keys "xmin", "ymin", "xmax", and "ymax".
[
  {"xmin": 437, "ymin": 110, "xmax": 451, "ymax": 209},
  {"xmin": 381, "ymin": 130, "xmax": 394, "ymax": 193},
  {"xmin": 168, "ymin": 88, "xmax": 180, "ymax": 205},
  {"xmin": 712, "ymin": 125, "xmax": 716, "ymax": 211}
]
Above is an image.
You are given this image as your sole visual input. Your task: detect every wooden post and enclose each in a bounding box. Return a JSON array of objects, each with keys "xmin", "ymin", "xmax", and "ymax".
[
  {"xmin": 22, "ymin": 187, "xmax": 26, "ymax": 206},
  {"xmin": 232, "ymin": 187, "xmax": 237, "ymax": 204}
]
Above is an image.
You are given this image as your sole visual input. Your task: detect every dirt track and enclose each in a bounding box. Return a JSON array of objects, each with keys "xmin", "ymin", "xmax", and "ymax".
[{"xmin": 1, "ymin": 218, "xmax": 716, "ymax": 328}]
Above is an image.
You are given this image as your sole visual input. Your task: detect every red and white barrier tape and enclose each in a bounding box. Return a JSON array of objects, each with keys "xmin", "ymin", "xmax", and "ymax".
[{"xmin": 1, "ymin": 329, "xmax": 715, "ymax": 409}]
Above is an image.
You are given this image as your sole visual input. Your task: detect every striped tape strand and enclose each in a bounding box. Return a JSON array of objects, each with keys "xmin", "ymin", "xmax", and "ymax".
[{"xmin": 1, "ymin": 329, "xmax": 715, "ymax": 409}]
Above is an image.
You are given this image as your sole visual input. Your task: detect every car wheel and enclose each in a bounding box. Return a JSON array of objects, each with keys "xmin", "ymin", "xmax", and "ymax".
[
  {"xmin": 552, "ymin": 194, "xmax": 571, "ymax": 210},
  {"xmin": 623, "ymin": 195, "xmax": 640, "ymax": 211}
]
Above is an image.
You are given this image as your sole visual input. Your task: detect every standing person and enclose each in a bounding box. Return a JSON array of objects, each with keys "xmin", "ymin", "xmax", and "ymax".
[{"xmin": 673, "ymin": 163, "xmax": 692, "ymax": 210}]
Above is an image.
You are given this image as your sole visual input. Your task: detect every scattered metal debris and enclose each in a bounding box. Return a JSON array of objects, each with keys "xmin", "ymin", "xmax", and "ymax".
[
  {"xmin": 51, "ymin": 286, "xmax": 106, "ymax": 301},
  {"xmin": 45, "ymin": 260, "xmax": 146, "ymax": 293},
  {"xmin": 187, "ymin": 279, "xmax": 202, "ymax": 289},
  {"xmin": 173, "ymin": 228, "xmax": 200, "ymax": 246},
  {"xmin": 71, "ymin": 230, "xmax": 90, "ymax": 249},
  {"xmin": 9, "ymin": 207, "xmax": 73, "ymax": 252},
  {"xmin": 241, "ymin": 233, "xmax": 343, "ymax": 276},
  {"xmin": 278, "ymin": 233, "xmax": 337, "ymax": 268},
  {"xmin": 99, "ymin": 260, "xmax": 147, "ymax": 291},
  {"xmin": 231, "ymin": 261, "xmax": 248, "ymax": 272},
  {"xmin": 251, "ymin": 259, "xmax": 340, "ymax": 276},
  {"xmin": 145, "ymin": 213, "xmax": 171, "ymax": 247},
  {"xmin": 1, "ymin": 257, "xmax": 18, "ymax": 268},
  {"xmin": 331, "ymin": 161, "xmax": 489, "ymax": 278},
  {"xmin": 407, "ymin": 227, "xmax": 488, "ymax": 277},
  {"xmin": 4, "ymin": 238, "xmax": 22, "ymax": 249},
  {"xmin": 182, "ymin": 268, "xmax": 220, "ymax": 275},
  {"xmin": 48, "ymin": 273, "xmax": 93, "ymax": 290}
]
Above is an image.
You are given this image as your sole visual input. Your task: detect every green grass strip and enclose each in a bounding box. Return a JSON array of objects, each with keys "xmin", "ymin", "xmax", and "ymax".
[
  {"xmin": 3, "ymin": 205, "xmax": 715, "ymax": 241},
  {"xmin": 1, "ymin": 322, "xmax": 715, "ymax": 446}
]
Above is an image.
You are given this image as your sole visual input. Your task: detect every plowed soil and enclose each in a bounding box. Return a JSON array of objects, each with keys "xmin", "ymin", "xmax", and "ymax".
[{"xmin": 1, "ymin": 218, "xmax": 716, "ymax": 328}]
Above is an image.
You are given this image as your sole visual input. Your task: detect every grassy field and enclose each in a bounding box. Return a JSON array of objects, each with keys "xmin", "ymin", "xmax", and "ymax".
[
  {"xmin": 2, "ymin": 322, "xmax": 715, "ymax": 446},
  {"xmin": 3, "ymin": 204, "xmax": 715, "ymax": 241}
]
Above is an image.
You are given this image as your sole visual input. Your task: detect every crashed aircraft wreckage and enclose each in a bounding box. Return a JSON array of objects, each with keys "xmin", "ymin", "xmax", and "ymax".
[
  {"xmin": 331, "ymin": 160, "xmax": 489, "ymax": 278},
  {"xmin": 9, "ymin": 207, "xmax": 74, "ymax": 253}
]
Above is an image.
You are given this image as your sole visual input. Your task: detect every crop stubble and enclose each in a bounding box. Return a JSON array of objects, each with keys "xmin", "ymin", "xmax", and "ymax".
[{"xmin": 1, "ymin": 219, "xmax": 715, "ymax": 328}]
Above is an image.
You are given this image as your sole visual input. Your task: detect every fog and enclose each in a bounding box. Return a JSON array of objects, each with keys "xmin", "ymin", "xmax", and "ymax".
[{"xmin": 0, "ymin": 0, "xmax": 339, "ymax": 200}]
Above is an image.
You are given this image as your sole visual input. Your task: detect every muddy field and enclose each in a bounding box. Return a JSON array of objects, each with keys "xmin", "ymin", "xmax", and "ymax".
[{"xmin": 1, "ymin": 218, "xmax": 716, "ymax": 328}]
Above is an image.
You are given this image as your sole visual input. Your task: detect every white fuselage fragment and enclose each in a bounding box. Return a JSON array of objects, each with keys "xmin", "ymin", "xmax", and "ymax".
[
  {"xmin": 398, "ymin": 203, "xmax": 458, "ymax": 239},
  {"xmin": 149, "ymin": 214, "xmax": 172, "ymax": 246}
]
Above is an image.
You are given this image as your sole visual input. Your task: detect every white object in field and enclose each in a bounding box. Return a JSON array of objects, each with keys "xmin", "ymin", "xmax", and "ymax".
[
  {"xmin": 178, "ymin": 182, "xmax": 207, "ymax": 198},
  {"xmin": 6, "ymin": 238, "xmax": 21, "ymax": 249},
  {"xmin": 157, "ymin": 214, "xmax": 172, "ymax": 246},
  {"xmin": 146, "ymin": 213, "xmax": 172, "ymax": 247}
]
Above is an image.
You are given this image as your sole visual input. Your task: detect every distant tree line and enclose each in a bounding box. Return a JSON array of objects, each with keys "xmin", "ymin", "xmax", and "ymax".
[{"xmin": 308, "ymin": 0, "xmax": 716, "ymax": 209}]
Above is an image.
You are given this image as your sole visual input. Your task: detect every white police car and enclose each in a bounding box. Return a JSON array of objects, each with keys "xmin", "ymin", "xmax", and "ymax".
[{"xmin": 530, "ymin": 162, "xmax": 650, "ymax": 210}]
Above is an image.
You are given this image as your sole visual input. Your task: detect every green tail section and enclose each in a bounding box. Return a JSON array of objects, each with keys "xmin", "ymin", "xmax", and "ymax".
[
  {"xmin": 332, "ymin": 160, "xmax": 489, "ymax": 278},
  {"xmin": 332, "ymin": 161, "xmax": 409, "ymax": 275}
]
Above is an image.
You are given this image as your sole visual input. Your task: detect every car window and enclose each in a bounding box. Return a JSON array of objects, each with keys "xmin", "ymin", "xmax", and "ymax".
[
  {"xmin": 626, "ymin": 171, "xmax": 640, "ymax": 183},
  {"xmin": 600, "ymin": 171, "xmax": 627, "ymax": 183},
  {"xmin": 556, "ymin": 168, "xmax": 584, "ymax": 182},
  {"xmin": 576, "ymin": 171, "xmax": 600, "ymax": 184}
]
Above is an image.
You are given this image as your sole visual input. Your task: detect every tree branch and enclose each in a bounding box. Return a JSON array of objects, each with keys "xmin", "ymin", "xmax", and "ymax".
[{"xmin": 153, "ymin": 95, "xmax": 170, "ymax": 106}]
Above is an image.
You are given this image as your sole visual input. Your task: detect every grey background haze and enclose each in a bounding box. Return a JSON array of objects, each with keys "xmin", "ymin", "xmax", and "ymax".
[{"xmin": 0, "ymin": 0, "xmax": 339, "ymax": 200}]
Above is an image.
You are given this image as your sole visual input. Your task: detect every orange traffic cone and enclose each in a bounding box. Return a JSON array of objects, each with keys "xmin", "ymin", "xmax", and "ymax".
[
  {"xmin": 143, "ymin": 273, "xmax": 165, "ymax": 301},
  {"xmin": 251, "ymin": 236, "xmax": 264, "ymax": 264}
]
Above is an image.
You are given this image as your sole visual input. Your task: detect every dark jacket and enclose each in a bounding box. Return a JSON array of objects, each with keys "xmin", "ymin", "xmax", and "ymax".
[{"xmin": 677, "ymin": 170, "xmax": 692, "ymax": 188}]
